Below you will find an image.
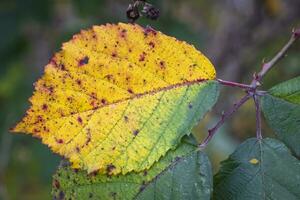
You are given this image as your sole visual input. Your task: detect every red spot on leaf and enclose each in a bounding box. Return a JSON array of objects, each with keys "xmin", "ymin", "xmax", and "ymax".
[
  {"xmin": 76, "ymin": 79, "xmax": 82, "ymax": 85},
  {"xmin": 120, "ymin": 29, "xmax": 127, "ymax": 38},
  {"xmin": 101, "ymin": 99, "xmax": 107, "ymax": 104},
  {"xmin": 139, "ymin": 52, "xmax": 146, "ymax": 62},
  {"xmin": 56, "ymin": 139, "xmax": 64, "ymax": 144},
  {"xmin": 112, "ymin": 52, "xmax": 117, "ymax": 57},
  {"xmin": 149, "ymin": 41, "xmax": 155, "ymax": 48},
  {"xmin": 78, "ymin": 56, "xmax": 89, "ymax": 66},
  {"xmin": 133, "ymin": 129, "xmax": 139, "ymax": 136},
  {"xmin": 159, "ymin": 61, "xmax": 165, "ymax": 69},
  {"xmin": 77, "ymin": 117, "xmax": 83, "ymax": 124},
  {"xmin": 42, "ymin": 104, "xmax": 48, "ymax": 111},
  {"xmin": 33, "ymin": 128, "xmax": 40, "ymax": 133},
  {"xmin": 144, "ymin": 27, "xmax": 157, "ymax": 36},
  {"xmin": 106, "ymin": 164, "xmax": 116, "ymax": 174},
  {"xmin": 127, "ymin": 89, "xmax": 134, "ymax": 94}
]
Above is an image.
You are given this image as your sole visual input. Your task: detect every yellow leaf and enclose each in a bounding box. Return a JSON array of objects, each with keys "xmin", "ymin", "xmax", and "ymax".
[{"xmin": 11, "ymin": 23, "xmax": 217, "ymax": 175}]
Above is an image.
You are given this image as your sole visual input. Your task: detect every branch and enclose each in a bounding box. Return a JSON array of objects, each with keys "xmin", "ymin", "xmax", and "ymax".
[
  {"xmin": 199, "ymin": 94, "xmax": 252, "ymax": 149},
  {"xmin": 217, "ymin": 78, "xmax": 252, "ymax": 89},
  {"xmin": 198, "ymin": 28, "xmax": 300, "ymax": 148},
  {"xmin": 251, "ymin": 28, "xmax": 300, "ymax": 87}
]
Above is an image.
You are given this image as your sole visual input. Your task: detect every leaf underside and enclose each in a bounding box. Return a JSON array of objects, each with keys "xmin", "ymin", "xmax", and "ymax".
[
  {"xmin": 213, "ymin": 138, "xmax": 300, "ymax": 200},
  {"xmin": 262, "ymin": 76, "xmax": 300, "ymax": 156},
  {"xmin": 52, "ymin": 136, "xmax": 213, "ymax": 200},
  {"xmin": 11, "ymin": 23, "xmax": 218, "ymax": 174}
]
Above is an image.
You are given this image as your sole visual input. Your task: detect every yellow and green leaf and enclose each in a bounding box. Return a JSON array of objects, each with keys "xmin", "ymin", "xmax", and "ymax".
[
  {"xmin": 11, "ymin": 23, "xmax": 218, "ymax": 175},
  {"xmin": 52, "ymin": 136, "xmax": 213, "ymax": 200}
]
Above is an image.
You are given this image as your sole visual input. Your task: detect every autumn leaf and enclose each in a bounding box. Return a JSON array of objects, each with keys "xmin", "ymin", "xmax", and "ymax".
[{"xmin": 11, "ymin": 23, "xmax": 218, "ymax": 175}]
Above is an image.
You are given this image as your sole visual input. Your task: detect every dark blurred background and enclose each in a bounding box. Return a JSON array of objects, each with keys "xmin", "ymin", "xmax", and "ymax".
[{"xmin": 0, "ymin": 0, "xmax": 299, "ymax": 199}]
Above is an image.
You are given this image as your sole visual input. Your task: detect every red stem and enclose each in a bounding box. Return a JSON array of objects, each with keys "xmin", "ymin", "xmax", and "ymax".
[
  {"xmin": 199, "ymin": 94, "xmax": 252, "ymax": 149},
  {"xmin": 251, "ymin": 28, "xmax": 300, "ymax": 88},
  {"xmin": 217, "ymin": 79, "xmax": 252, "ymax": 89},
  {"xmin": 198, "ymin": 28, "xmax": 300, "ymax": 148}
]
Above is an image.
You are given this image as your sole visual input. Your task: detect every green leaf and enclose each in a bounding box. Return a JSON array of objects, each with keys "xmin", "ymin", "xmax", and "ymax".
[
  {"xmin": 262, "ymin": 76, "xmax": 300, "ymax": 156},
  {"xmin": 213, "ymin": 138, "xmax": 300, "ymax": 200},
  {"xmin": 52, "ymin": 136, "xmax": 213, "ymax": 200}
]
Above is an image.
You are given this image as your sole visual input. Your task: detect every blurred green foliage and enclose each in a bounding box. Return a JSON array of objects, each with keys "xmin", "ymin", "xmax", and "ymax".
[{"xmin": 0, "ymin": 0, "xmax": 299, "ymax": 199}]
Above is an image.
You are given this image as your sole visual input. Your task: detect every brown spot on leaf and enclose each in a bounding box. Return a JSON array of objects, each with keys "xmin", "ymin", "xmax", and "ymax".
[
  {"xmin": 104, "ymin": 74, "xmax": 113, "ymax": 81},
  {"xmin": 85, "ymin": 129, "xmax": 91, "ymax": 146},
  {"xmin": 139, "ymin": 52, "xmax": 146, "ymax": 62},
  {"xmin": 143, "ymin": 170, "xmax": 148, "ymax": 176},
  {"xmin": 42, "ymin": 104, "xmax": 48, "ymax": 111},
  {"xmin": 90, "ymin": 170, "xmax": 98, "ymax": 177},
  {"xmin": 33, "ymin": 128, "xmax": 40, "ymax": 133},
  {"xmin": 67, "ymin": 97, "xmax": 73, "ymax": 102},
  {"xmin": 106, "ymin": 164, "xmax": 116, "ymax": 174},
  {"xmin": 77, "ymin": 117, "xmax": 83, "ymax": 124},
  {"xmin": 120, "ymin": 29, "xmax": 127, "ymax": 38},
  {"xmin": 124, "ymin": 116, "xmax": 129, "ymax": 122},
  {"xmin": 133, "ymin": 129, "xmax": 139, "ymax": 136},
  {"xmin": 101, "ymin": 99, "xmax": 107, "ymax": 104},
  {"xmin": 127, "ymin": 89, "xmax": 134, "ymax": 94},
  {"xmin": 34, "ymin": 115, "xmax": 44, "ymax": 124},
  {"xmin": 59, "ymin": 64, "xmax": 66, "ymax": 71},
  {"xmin": 112, "ymin": 52, "xmax": 117, "ymax": 57},
  {"xmin": 56, "ymin": 139, "xmax": 64, "ymax": 144},
  {"xmin": 111, "ymin": 192, "xmax": 117, "ymax": 199},
  {"xmin": 149, "ymin": 41, "xmax": 155, "ymax": 48},
  {"xmin": 78, "ymin": 56, "xmax": 89, "ymax": 66},
  {"xmin": 43, "ymin": 126, "xmax": 50, "ymax": 132},
  {"xmin": 144, "ymin": 27, "xmax": 157, "ymax": 36},
  {"xmin": 53, "ymin": 179, "xmax": 60, "ymax": 189},
  {"xmin": 76, "ymin": 79, "xmax": 82, "ymax": 85},
  {"xmin": 159, "ymin": 61, "xmax": 165, "ymax": 69}
]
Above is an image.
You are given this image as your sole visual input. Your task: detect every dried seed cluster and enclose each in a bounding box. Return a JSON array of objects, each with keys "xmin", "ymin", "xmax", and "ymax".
[{"xmin": 127, "ymin": 0, "xmax": 160, "ymax": 23}]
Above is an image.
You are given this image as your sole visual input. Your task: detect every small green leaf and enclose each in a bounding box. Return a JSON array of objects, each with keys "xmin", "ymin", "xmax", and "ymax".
[
  {"xmin": 213, "ymin": 138, "xmax": 300, "ymax": 200},
  {"xmin": 262, "ymin": 76, "xmax": 300, "ymax": 156},
  {"xmin": 52, "ymin": 136, "xmax": 213, "ymax": 200}
]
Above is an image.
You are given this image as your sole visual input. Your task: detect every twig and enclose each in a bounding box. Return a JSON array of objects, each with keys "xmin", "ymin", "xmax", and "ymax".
[
  {"xmin": 251, "ymin": 28, "xmax": 300, "ymax": 88},
  {"xmin": 253, "ymin": 95, "xmax": 262, "ymax": 140},
  {"xmin": 200, "ymin": 28, "xmax": 300, "ymax": 148},
  {"xmin": 217, "ymin": 78, "xmax": 252, "ymax": 89},
  {"xmin": 199, "ymin": 94, "xmax": 252, "ymax": 149}
]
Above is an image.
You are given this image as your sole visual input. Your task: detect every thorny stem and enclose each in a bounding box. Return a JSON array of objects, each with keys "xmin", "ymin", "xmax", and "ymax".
[
  {"xmin": 250, "ymin": 28, "xmax": 300, "ymax": 88},
  {"xmin": 199, "ymin": 94, "xmax": 252, "ymax": 149},
  {"xmin": 199, "ymin": 28, "xmax": 300, "ymax": 148}
]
